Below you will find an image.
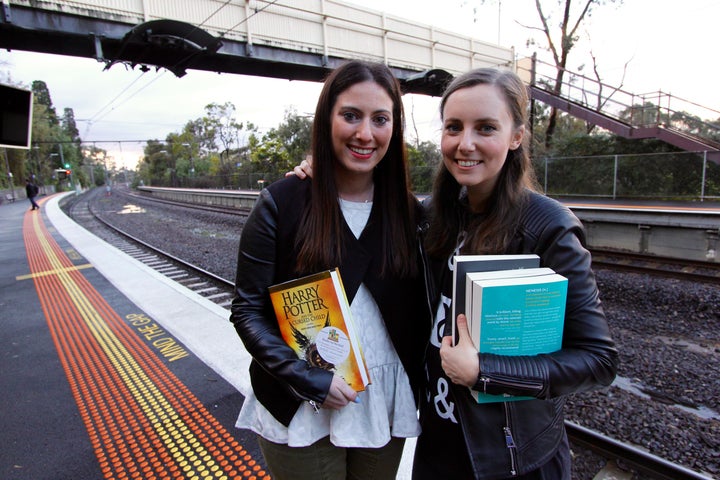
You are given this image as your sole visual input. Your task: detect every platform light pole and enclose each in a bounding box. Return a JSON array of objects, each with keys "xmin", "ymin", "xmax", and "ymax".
[
  {"xmin": 49, "ymin": 152, "xmax": 60, "ymax": 186},
  {"xmin": 3, "ymin": 148, "xmax": 16, "ymax": 201},
  {"xmin": 57, "ymin": 144, "xmax": 77, "ymax": 194},
  {"xmin": 32, "ymin": 146, "xmax": 42, "ymax": 194}
]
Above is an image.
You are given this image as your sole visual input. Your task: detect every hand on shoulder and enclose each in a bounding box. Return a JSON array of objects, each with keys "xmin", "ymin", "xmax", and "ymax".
[{"xmin": 285, "ymin": 158, "xmax": 313, "ymax": 179}]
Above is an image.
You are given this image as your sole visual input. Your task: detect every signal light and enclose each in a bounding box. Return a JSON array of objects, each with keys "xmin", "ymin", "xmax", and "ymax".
[{"xmin": 65, "ymin": 169, "xmax": 72, "ymax": 176}]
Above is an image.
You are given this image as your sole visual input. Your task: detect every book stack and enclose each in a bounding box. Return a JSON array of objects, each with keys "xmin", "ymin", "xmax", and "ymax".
[{"xmin": 452, "ymin": 255, "xmax": 567, "ymax": 403}]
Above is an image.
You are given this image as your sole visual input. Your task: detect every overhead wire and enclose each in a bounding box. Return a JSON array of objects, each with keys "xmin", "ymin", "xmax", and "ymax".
[
  {"xmin": 217, "ymin": 0, "xmax": 280, "ymax": 39},
  {"xmin": 82, "ymin": 70, "xmax": 169, "ymax": 138},
  {"xmin": 83, "ymin": 70, "xmax": 148, "ymax": 137},
  {"xmin": 83, "ymin": 1, "xmax": 279, "ymax": 142},
  {"xmin": 162, "ymin": 0, "xmax": 281, "ymax": 75},
  {"xmin": 84, "ymin": 0, "xmax": 238, "ymax": 136}
]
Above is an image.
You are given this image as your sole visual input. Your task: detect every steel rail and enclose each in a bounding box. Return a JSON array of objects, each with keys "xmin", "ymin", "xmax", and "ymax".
[
  {"xmin": 66, "ymin": 188, "xmax": 715, "ymax": 480},
  {"xmin": 591, "ymin": 249, "xmax": 720, "ymax": 284},
  {"xmin": 566, "ymin": 421, "xmax": 713, "ymax": 480}
]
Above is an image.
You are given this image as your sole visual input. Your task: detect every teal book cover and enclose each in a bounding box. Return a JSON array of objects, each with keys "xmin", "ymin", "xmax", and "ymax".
[
  {"xmin": 468, "ymin": 273, "xmax": 567, "ymax": 403},
  {"xmin": 451, "ymin": 254, "xmax": 540, "ymax": 343}
]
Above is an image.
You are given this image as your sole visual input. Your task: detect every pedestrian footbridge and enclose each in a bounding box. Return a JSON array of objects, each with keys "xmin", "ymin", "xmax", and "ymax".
[
  {"xmin": 0, "ymin": 0, "xmax": 515, "ymax": 95},
  {"xmin": 2, "ymin": 0, "xmax": 718, "ymax": 156}
]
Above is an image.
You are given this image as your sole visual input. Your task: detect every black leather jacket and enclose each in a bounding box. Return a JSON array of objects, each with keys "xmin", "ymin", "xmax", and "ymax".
[
  {"xmin": 423, "ymin": 191, "xmax": 618, "ymax": 479},
  {"xmin": 230, "ymin": 176, "xmax": 433, "ymax": 427}
]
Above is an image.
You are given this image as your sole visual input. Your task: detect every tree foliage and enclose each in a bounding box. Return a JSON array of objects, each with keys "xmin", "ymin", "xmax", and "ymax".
[
  {"xmin": 407, "ymin": 140, "xmax": 441, "ymax": 193},
  {"xmin": 0, "ymin": 79, "xmax": 89, "ymax": 191},
  {"xmin": 526, "ymin": 0, "xmax": 623, "ymax": 147},
  {"xmin": 248, "ymin": 108, "xmax": 312, "ymax": 179},
  {"xmin": 6, "ymin": 45, "xmax": 717, "ymax": 200}
]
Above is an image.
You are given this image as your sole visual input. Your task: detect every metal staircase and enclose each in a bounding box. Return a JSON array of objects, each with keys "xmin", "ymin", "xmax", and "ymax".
[{"xmin": 518, "ymin": 58, "xmax": 720, "ymax": 160}]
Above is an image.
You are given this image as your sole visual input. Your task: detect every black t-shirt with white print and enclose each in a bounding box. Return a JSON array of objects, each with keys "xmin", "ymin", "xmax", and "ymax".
[{"xmin": 413, "ymin": 246, "xmax": 474, "ymax": 479}]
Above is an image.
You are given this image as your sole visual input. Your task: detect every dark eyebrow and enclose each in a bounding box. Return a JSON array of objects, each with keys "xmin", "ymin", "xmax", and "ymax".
[
  {"xmin": 474, "ymin": 117, "xmax": 501, "ymax": 123},
  {"xmin": 338, "ymin": 104, "xmax": 391, "ymax": 115}
]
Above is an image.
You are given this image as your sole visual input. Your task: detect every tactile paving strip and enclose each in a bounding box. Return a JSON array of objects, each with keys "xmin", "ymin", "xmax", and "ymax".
[{"xmin": 22, "ymin": 206, "xmax": 270, "ymax": 480}]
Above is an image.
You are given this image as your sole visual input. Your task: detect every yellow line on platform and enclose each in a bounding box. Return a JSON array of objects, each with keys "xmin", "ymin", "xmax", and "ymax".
[
  {"xmin": 16, "ymin": 263, "xmax": 93, "ymax": 281},
  {"xmin": 31, "ymin": 213, "xmax": 223, "ymax": 478}
]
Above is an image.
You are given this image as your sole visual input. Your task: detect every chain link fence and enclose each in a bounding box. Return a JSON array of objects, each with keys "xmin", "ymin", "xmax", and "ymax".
[
  {"xmin": 534, "ymin": 151, "xmax": 719, "ymax": 201},
  {"xmin": 142, "ymin": 151, "xmax": 720, "ymax": 202}
]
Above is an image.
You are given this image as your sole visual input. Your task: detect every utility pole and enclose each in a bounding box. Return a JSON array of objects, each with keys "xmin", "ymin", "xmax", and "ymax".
[
  {"xmin": 58, "ymin": 144, "xmax": 77, "ymax": 194},
  {"xmin": 3, "ymin": 148, "xmax": 16, "ymax": 201}
]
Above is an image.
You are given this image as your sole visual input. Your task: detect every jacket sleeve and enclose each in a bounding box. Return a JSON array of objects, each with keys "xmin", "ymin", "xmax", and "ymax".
[
  {"xmin": 229, "ymin": 188, "xmax": 332, "ymax": 404},
  {"xmin": 475, "ymin": 198, "xmax": 619, "ymax": 399}
]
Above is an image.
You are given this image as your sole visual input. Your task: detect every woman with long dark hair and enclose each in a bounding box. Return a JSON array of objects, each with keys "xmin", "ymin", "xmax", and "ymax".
[
  {"xmin": 415, "ymin": 67, "xmax": 618, "ymax": 480},
  {"xmin": 230, "ymin": 60, "xmax": 432, "ymax": 479}
]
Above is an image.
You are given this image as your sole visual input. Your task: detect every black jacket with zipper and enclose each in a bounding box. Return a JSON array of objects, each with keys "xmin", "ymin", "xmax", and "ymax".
[
  {"xmin": 422, "ymin": 190, "xmax": 618, "ymax": 479},
  {"xmin": 230, "ymin": 176, "xmax": 434, "ymax": 427}
]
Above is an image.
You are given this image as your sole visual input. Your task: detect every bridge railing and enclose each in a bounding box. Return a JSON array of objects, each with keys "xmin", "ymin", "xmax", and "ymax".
[
  {"xmin": 10, "ymin": 0, "xmax": 515, "ymax": 75},
  {"xmin": 517, "ymin": 58, "xmax": 720, "ymax": 147}
]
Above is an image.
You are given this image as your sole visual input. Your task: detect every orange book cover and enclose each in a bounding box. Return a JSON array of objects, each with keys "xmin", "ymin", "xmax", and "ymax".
[{"xmin": 268, "ymin": 268, "xmax": 370, "ymax": 392}]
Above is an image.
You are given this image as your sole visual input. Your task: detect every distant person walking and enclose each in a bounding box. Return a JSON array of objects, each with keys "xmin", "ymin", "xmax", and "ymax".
[{"xmin": 25, "ymin": 178, "xmax": 40, "ymax": 211}]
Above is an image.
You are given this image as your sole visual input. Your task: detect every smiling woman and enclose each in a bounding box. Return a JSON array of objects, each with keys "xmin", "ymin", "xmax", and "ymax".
[
  {"xmin": 440, "ymin": 82, "xmax": 525, "ymax": 212},
  {"xmin": 416, "ymin": 67, "xmax": 617, "ymax": 480},
  {"xmin": 331, "ymin": 80, "xmax": 393, "ymax": 202},
  {"xmin": 229, "ymin": 60, "xmax": 433, "ymax": 480}
]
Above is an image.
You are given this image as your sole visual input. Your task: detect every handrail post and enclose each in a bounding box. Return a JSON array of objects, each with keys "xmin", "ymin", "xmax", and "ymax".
[
  {"xmin": 531, "ymin": 52, "xmax": 536, "ymax": 86},
  {"xmin": 613, "ymin": 155, "xmax": 618, "ymax": 200},
  {"xmin": 700, "ymin": 151, "xmax": 707, "ymax": 202}
]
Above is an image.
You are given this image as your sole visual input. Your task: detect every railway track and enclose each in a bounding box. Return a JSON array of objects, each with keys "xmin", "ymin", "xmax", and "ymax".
[
  {"xmin": 61, "ymin": 187, "xmax": 717, "ymax": 480},
  {"xmin": 65, "ymin": 189, "xmax": 237, "ymax": 308},
  {"xmin": 112, "ymin": 186, "xmax": 720, "ymax": 285},
  {"xmin": 591, "ymin": 249, "xmax": 720, "ymax": 285}
]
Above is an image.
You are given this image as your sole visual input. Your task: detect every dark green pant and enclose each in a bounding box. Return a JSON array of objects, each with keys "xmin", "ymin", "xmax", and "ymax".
[{"xmin": 257, "ymin": 434, "xmax": 406, "ymax": 480}]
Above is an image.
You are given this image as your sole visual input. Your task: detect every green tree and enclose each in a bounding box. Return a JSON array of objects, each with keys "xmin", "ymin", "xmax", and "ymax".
[
  {"xmin": 82, "ymin": 144, "xmax": 110, "ymax": 187},
  {"xmin": 273, "ymin": 108, "xmax": 312, "ymax": 164},
  {"xmin": 57, "ymin": 108, "xmax": 86, "ymax": 187},
  {"xmin": 407, "ymin": 140, "xmax": 441, "ymax": 193},
  {"xmin": 201, "ymin": 102, "xmax": 243, "ymax": 163},
  {"xmin": 141, "ymin": 140, "xmax": 172, "ymax": 185},
  {"xmin": 62, "ymin": 108, "xmax": 80, "ymax": 142},
  {"xmin": 249, "ymin": 109, "xmax": 312, "ymax": 179},
  {"xmin": 28, "ymin": 83, "xmax": 67, "ymax": 189},
  {"xmin": 31, "ymin": 80, "xmax": 58, "ymax": 126},
  {"xmin": 29, "ymin": 102, "xmax": 59, "ymax": 186},
  {"xmin": 526, "ymin": 0, "xmax": 623, "ymax": 147}
]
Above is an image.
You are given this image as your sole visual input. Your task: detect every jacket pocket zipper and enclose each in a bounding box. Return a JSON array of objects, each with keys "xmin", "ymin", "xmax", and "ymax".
[{"xmin": 480, "ymin": 376, "xmax": 543, "ymax": 396}]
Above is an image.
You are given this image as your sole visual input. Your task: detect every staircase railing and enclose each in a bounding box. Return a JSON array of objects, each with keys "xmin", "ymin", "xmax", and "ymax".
[{"xmin": 517, "ymin": 57, "xmax": 720, "ymax": 149}]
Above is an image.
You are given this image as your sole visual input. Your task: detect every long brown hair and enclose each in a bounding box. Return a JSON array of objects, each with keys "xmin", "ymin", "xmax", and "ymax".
[
  {"xmin": 426, "ymin": 68, "xmax": 539, "ymax": 258},
  {"xmin": 296, "ymin": 60, "xmax": 418, "ymax": 276}
]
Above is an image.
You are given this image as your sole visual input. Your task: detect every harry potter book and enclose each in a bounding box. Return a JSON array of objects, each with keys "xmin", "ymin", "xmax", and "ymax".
[{"xmin": 268, "ymin": 268, "xmax": 370, "ymax": 392}]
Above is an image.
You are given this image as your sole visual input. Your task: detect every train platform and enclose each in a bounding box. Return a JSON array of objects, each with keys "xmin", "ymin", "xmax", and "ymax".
[
  {"xmin": 0, "ymin": 193, "xmax": 268, "ymax": 480},
  {"xmin": 0, "ymin": 192, "xmax": 418, "ymax": 480},
  {"xmin": 7, "ymin": 190, "xmax": 654, "ymax": 480}
]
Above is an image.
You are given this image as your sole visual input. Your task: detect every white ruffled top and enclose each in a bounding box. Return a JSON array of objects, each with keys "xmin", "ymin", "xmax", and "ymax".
[{"xmin": 235, "ymin": 198, "xmax": 421, "ymax": 447}]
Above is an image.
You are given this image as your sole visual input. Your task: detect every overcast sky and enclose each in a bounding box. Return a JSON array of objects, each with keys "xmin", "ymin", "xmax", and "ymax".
[{"xmin": 1, "ymin": 0, "xmax": 718, "ymax": 169}]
